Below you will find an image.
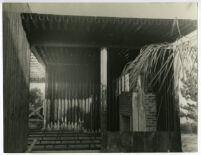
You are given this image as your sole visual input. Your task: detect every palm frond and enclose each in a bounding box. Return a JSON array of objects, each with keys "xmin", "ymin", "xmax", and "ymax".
[{"xmin": 121, "ymin": 39, "xmax": 197, "ymax": 92}]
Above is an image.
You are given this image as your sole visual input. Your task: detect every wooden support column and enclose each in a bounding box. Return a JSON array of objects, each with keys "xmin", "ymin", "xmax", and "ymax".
[{"xmin": 100, "ymin": 47, "xmax": 107, "ymax": 151}]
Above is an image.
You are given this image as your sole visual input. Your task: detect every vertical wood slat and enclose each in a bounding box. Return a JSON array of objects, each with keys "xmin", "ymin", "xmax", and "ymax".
[
  {"xmin": 69, "ymin": 81, "xmax": 72, "ymax": 127},
  {"xmin": 76, "ymin": 81, "xmax": 78, "ymax": 130},
  {"xmin": 58, "ymin": 73, "xmax": 61, "ymax": 127},
  {"xmin": 62, "ymin": 77, "xmax": 65, "ymax": 126},
  {"xmin": 47, "ymin": 71, "xmax": 50, "ymax": 128},
  {"xmin": 64, "ymin": 80, "xmax": 67, "ymax": 127},
  {"xmin": 83, "ymin": 82, "xmax": 85, "ymax": 129},
  {"xmin": 77, "ymin": 78, "xmax": 80, "ymax": 130},
  {"xmin": 54, "ymin": 71, "xmax": 56, "ymax": 127},
  {"xmin": 45, "ymin": 69, "xmax": 48, "ymax": 126},
  {"xmin": 77, "ymin": 81, "xmax": 80, "ymax": 130},
  {"xmin": 7, "ymin": 13, "xmax": 12, "ymax": 147},
  {"xmin": 45, "ymin": 64, "xmax": 100, "ymax": 132},
  {"xmin": 84, "ymin": 82, "xmax": 86, "ymax": 131},
  {"xmin": 66, "ymin": 80, "xmax": 69, "ymax": 126},
  {"xmin": 113, "ymin": 79, "xmax": 116, "ymax": 130},
  {"xmin": 3, "ymin": 15, "xmax": 8, "ymax": 152},
  {"xmin": 44, "ymin": 67, "xmax": 48, "ymax": 128},
  {"xmin": 66, "ymin": 79, "xmax": 68, "ymax": 126},
  {"xmin": 90, "ymin": 80, "xmax": 92, "ymax": 132},
  {"xmin": 116, "ymin": 79, "xmax": 119, "ymax": 130},
  {"xmin": 81, "ymin": 82, "xmax": 84, "ymax": 128},
  {"xmin": 4, "ymin": 13, "xmax": 12, "ymax": 150},
  {"xmin": 94, "ymin": 82, "xmax": 97, "ymax": 131},
  {"xmin": 87, "ymin": 81, "xmax": 89, "ymax": 131},
  {"xmin": 92, "ymin": 81, "xmax": 95, "ymax": 131},
  {"xmin": 4, "ymin": 4, "xmax": 31, "ymax": 152},
  {"xmin": 74, "ymin": 80, "xmax": 76, "ymax": 130},
  {"xmin": 72, "ymin": 80, "xmax": 75, "ymax": 130},
  {"xmin": 132, "ymin": 93, "xmax": 138, "ymax": 131},
  {"xmin": 65, "ymin": 80, "xmax": 68, "ymax": 126},
  {"xmin": 10, "ymin": 14, "xmax": 15, "ymax": 149},
  {"xmin": 85, "ymin": 81, "xmax": 88, "ymax": 131},
  {"xmin": 50, "ymin": 71, "xmax": 53, "ymax": 125},
  {"xmin": 97, "ymin": 83, "xmax": 100, "ymax": 131},
  {"xmin": 43, "ymin": 99, "xmax": 46, "ymax": 128}
]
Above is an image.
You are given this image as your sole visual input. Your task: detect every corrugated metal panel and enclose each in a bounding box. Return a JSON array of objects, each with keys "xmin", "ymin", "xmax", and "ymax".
[
  {"xmin": 21, "ymin": 13, "xmax": 197, "ymax": 50},
  {"xmin": 30, "ymin": 52, "xmax": 45, "ymax": 82},
  {"xmin": 35, "ymin": 47, "xmax": 100, "ymax": 65}
]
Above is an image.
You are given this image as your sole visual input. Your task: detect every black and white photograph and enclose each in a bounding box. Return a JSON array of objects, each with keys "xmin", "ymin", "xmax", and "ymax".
[{"xmin": 2, "ymin": 1, "xmax": 199, "ymax": 153}]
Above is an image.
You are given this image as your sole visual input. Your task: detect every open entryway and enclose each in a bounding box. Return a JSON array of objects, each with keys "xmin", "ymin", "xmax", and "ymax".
[{"xmin": 28, "ymin": 48, "xmax": 101, "ymax": 152}]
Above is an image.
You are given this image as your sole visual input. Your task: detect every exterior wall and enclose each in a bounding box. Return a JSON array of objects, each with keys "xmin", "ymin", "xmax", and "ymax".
[
  {"xmin": 105, "ymin": 131, "xmax": 181, "ymax": 152},
  {"xmin": 144, "ymin": 94, "xmax": 157, "ymax": 131},
  {"xmin": 119, "ymin": 92, "xmax": 157, "ymax": 132},
  {"xmin": 3, "ymin": 3, "xmax": 31, "ymax": 152}
]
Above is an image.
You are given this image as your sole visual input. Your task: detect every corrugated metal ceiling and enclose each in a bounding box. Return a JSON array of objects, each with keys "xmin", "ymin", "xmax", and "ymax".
[
  {"xmin": 21, "ymin": 13, "xmax": 197, "ymax": 48},
  {"xmin": 21, "ymin": 13, "xmax": 197, "ymax": 66}
]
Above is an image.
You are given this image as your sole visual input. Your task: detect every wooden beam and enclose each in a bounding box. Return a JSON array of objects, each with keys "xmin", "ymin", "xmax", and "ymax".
[
  {"xmin": 25, "ymin": 139, "xmax": 37, "ymax": 153},
  {"xmin": 28, "ymin": 31, "xmax": 142, "ymax": 49},
  {"xmin": 46, "ymin": 63, "xmax": 97, "ymax": 66},
  {"xmin": 31, "ymin": 42, "xmax": 141, "ymax": 49}
]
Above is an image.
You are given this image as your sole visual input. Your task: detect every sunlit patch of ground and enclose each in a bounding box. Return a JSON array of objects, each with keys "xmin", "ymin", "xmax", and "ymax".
[{"xmin": 181, "ymin": 133, "xmax": 197, "ymax": 152}]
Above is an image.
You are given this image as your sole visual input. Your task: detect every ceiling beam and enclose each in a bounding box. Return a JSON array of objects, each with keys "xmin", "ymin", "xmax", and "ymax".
[{"xmin": 31, "ymin": 42, "xmax": 141, "ymax": 49}]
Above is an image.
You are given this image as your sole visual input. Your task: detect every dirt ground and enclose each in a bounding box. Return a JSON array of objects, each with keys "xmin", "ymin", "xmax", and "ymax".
[{"xmin": 181, "ymin": 133, "xmax": 197, "ymax": 152}]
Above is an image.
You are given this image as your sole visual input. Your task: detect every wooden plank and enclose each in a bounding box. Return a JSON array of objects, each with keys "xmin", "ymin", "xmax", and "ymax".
[
  {"xmin": 30, "ymin": 39, "xmax": 141, "ymax": 49},
  {"xmin": 25, "ymin": 139, "xmax": 37, "ymax": 153},
  {"xmin": 132, "ymin": 92, "xmax": 138, "ymax": 131},
  {"xmin": 138, "ymin": 97, "xmax": 146, "ymax": 131}
]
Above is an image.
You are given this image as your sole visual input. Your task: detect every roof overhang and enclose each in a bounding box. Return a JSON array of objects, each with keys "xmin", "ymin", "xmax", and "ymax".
[
  {"xmin": 21, "ymin": 13, "xmax": 197, "ymax": 48},
  {"xmin": 28, "ymin": 3, "xmax": 197, "ymax": 20},
  {"xmin": 21, "ymin": 13, "xmax": 197, "ymax": 65}
]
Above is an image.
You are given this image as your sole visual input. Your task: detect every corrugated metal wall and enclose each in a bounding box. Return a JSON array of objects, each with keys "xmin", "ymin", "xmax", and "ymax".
[{"xmin": 3, "ymin": 4, "xmax": 31, "ymax": 152}]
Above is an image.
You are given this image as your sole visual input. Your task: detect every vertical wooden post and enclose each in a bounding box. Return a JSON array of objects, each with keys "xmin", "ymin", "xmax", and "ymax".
[
  {"xmin": 100, "ymin": 47, "xmax": 107, "ymax": 151},
  {"xmin": 44, "ymin": 77, "xmax": 47, "ymax": 129},
  {"xmin": 43, "ymin": 66, "xmax": 47, "ymax": 129}
]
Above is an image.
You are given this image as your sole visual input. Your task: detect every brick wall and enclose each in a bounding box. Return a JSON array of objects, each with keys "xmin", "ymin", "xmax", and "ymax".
[
  {"xmin": 144, "ymin": 94, "xmax": 157, "ymax": 131},
  {"xmin": 119, "ymin": 92, "xmax": 157, "ymax": 132}
]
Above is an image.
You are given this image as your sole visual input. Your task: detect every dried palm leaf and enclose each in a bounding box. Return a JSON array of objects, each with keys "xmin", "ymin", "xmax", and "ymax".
[{"xmin": 121, "ymin": 39, "xmax": 197, "ymax": 92}]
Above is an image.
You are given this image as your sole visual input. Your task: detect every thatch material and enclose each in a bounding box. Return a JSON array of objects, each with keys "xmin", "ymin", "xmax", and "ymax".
[{"xmin": 121, "ymin": 38, "xmax": 197, "ymax": 92}]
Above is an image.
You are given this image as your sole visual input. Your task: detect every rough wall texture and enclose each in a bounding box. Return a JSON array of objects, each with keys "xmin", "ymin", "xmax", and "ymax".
[
  {"xmin": 144, "ymin": 94, "xmax": 157, "ymax": 131},
  {"xmin": 119, "ymin": 92, "xmax": 157, "ymax": 132},
  {"xmin": 3, "ymin": 3, "xmax": 31, "ymax": 153}
]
